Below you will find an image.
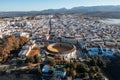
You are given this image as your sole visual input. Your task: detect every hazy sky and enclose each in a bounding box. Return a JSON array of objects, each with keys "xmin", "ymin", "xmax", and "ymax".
[{"xmin": 0, "ymin": 0, "xmax": 120, "ymax": 11}]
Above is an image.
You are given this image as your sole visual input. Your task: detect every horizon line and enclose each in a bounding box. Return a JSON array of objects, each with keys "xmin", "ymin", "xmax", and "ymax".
[{"xmin": 0, "ymin": 4, "xmax": 120, "ymax": 12}]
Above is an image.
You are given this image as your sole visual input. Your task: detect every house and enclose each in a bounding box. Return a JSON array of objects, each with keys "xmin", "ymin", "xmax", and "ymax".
[
  {"xmin": 42, "ymin": 65, "xmax": 54, "ymax": 79},
  {"xmin": 18, "ymin": 43, "xmax": 37, "ymax": 57},
  {"xmin": 42, "ymin": 65, "xmax": 52, "ymax": 73},
  {"xmin": 87, "ymin": 45, "xmax": 114, "ymax": 57},
  {"xmin": 54, "ymin": 68, "xmax": 66, "ymax": 78}
]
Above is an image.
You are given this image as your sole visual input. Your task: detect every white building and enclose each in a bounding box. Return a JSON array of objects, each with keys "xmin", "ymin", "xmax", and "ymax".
[{"xmin": 87, "ymin": 46, "xmax": 114, "ymax": 57}]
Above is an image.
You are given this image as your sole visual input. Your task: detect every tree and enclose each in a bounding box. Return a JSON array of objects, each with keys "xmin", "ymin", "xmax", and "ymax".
[
  {"xmin": 0, "ymin": 35, "xmax": 29, "ymax": 62},
  {"xmin": 16, "ymin": 58, "xmax": 23, "ymax": 65},
  {"xmin": 34, "ymin": 55, "xmax": 42, "ymax": 63},
  {"xmin": 79, "ymin": 63, "xmax": 89, "ymax": 73},
  {"xmin": 26, "ymin": 57, "xmax": 35, "ymax": 63},
  {"xmin": 0, "ymin": 47, "xmax": 4, "ymax": 60},
  {"xmin": 71, "ymin": 70, "xmax": 77, "ymax": 78},
  {"xmin": 62, "ymin": 68, "xmax": 66, "ymax": 72},
  {"xmin": 49, "ymin": 66, "xmax": 54, "ymax": 74},
  {"xmin": 97, "ymin": 56, "xmax": 106, "ymax": 68},
  {"xmin": 96, "ymin": 72, "xmax": 103, "ymax": 79},
  {"xmin": 95, "ymin": 66, "xmax": 100, "ymax": 72},
  {"xmin": 72, "ymin": 63, "xmax": 77, "ymax": 69},
  {"xmin": 19, "ymin": 36, "xmax": 29, "ymax": 46},
  {"xmin": 66, "ymin": 67, "xmax": 70, "ymax": 76},
  {"xmin": 84, "ymin": 54, "xmax": 89, "ymax": 60},
  {"xmin": 13, "ymin": 38, "xmax": 20, "ymax": 49},
  {"xmin": 83, "ymin": 73, "xmax": 89, "ymax": 80},
  {"xmin": 90, "ymin": 73, "xmax": 95, "ymax": 79},
  {"xmin": 89, "ymin": 58, "xmax": 97, "ymax": 66},
  {"xmin": 90, "ymin": 66, "xmax": 97, "ymax": 73},
  {"xmin": 47, "ymin": 58, "xmax": 55, "ymax": 66}
]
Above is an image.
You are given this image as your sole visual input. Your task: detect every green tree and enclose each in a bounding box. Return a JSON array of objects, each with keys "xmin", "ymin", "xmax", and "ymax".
[
  {"xmin": 72, "ymin": 63, "xmax": 77, "ymax": 69},
  {"xmin": 47, "ymin": 58, "xmax": 55, "ymax": 66},
  {"xmin": 34, "ymin": 55, "xmax": 42, "ymax": 63},
  {"xmin": 83, "ymin": 73, "xmax": 89, "ymax": 79},
  {"xmin": 97, "ymin": 56, "xmax": 105, "ymax": 68},
  {"xmin": 26, "ymin": 57, "xmax": 35, "ymax": 63},
  {"xmin": 90, "ymin": 66, "xmax": 97, "ymax": 73},
  {"xmin": 79, "ymin": 63, "xmax": 89, "ymax": 73},
  {"xmin": 71, "ymin": 70, "xmax": 77, "ymax": 78},
  {"xmin": 89, "ymin": 58, "xmax": 97, "ymax": 66},
  {"xmin": 96, "ymin": 72, "xmax": 103, "ymax": 79},
  {"xmin": 19, "ymin": 36, "xmax": 29, "ymax": 46}
]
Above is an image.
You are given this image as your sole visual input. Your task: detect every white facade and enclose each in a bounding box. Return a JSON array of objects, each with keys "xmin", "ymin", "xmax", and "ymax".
[
  {"xmin": 60, "ymin": 50, "xmax": 76, "ymax": 59},
  {"xmin": 46, "ymin": 49, "xmax": 77, "ymax": 59}
]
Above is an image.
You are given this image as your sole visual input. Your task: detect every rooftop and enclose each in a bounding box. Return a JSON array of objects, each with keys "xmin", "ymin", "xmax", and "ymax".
[{"xmin": 27, "ymin": 49, "xmax": 40, "ymax": 57}]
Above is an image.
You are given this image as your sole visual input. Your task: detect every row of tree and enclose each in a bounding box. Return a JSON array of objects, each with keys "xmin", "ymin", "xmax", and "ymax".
[
  {"xmin": 25, "ymin": 54, "xmax": 42, "ymax": 64},
  {"xmin": 65, "ymin": 56, "xmax": 105, "ymax": 79},
  {"xmin": 45, "ymin": 56, "xmax": 106, "ymax": 79}
]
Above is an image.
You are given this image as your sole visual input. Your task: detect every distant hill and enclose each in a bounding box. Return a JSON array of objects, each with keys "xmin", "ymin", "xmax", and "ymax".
[
  {"xmin": 1, "ymin": 5, "xmax": 120, "ymax": 18},
  {"xmin": 41, "ymin": 8, "xmax": 67, "ymax": 13},
  {"xmin": 82, "ymin": 11, "xmax": 120, "ymax": 18},
  {"xmin": 0, "ymin": 11, "xmax": 41, "ymax": 18},
  {"xmin": 40, "ymin": 5, "xmax": 120, "ymax": 13},
  {"xmin": 70, "ymin": 5, "xmax": 120, "ymax": 12}
]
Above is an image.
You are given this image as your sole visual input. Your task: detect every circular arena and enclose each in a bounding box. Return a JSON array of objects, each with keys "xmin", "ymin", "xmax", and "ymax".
[{"xmin": 46, "ymin": 43, "xmax": 76, "ymax": 59}]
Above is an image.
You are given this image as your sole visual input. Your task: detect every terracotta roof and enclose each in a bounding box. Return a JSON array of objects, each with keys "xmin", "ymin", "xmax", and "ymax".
[{"xmin": 27, "ymin": 49, "xmax": 40, "ymax": 57}]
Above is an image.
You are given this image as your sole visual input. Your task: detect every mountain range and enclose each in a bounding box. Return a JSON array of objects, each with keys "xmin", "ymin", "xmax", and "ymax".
[
  {"xmin": 42, "ymin": 5, "xmax": 120, "ymax": 13},
  {"xmin": 1, "ymin": 5, "xmax": 120, "ymax": 18}
]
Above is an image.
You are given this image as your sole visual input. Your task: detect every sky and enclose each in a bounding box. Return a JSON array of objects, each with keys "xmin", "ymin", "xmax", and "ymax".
[{"xmin": 0, "ymin": 0, "xmax": 120, "ymax": 11}]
